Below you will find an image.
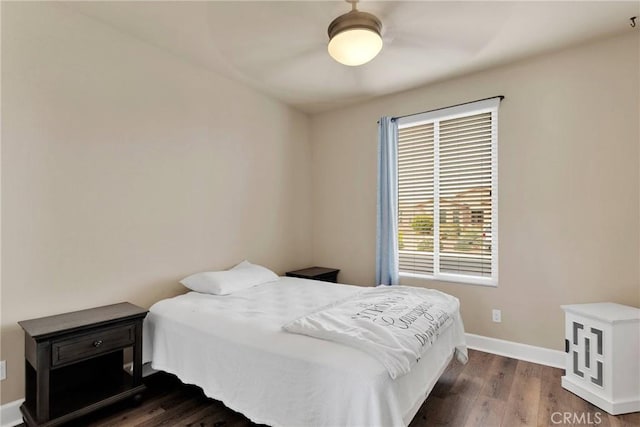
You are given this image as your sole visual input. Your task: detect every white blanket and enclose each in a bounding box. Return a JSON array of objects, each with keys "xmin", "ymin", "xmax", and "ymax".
[{"xmin": 283, "ymin": 286, "xmax": 465, "ymax": 379}]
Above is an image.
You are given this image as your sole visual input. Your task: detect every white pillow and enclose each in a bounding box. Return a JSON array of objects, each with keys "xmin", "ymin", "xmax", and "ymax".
[{"xmin": 180, "ymin": 260, "xmax": 278, "ymax": 295}]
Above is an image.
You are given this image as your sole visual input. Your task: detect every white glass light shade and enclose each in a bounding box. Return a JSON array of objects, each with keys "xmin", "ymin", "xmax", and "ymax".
[{"xmin": 328, "ymin": 28, "xmax": 383, "ymax": 66}]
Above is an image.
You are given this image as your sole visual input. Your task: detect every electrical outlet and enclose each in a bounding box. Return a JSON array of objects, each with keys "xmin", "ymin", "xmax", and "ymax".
[
  {"xmin": 0, "ymin": 360, "xmax": 6, "ymax": 381},
  {"xmin": 492, "ymin": 309, "xmax": 502, "ymax": 323}
]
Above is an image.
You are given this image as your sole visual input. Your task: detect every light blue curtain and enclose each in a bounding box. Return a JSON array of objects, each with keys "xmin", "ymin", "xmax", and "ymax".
[{"xmin": 376, "ymin": 117, "xmax": 399, "ymax": 286}]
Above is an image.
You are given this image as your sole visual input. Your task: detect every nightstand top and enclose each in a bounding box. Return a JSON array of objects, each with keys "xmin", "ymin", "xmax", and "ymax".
[
  {"xmin": 286, "ymin": 266, "xmax": 340, "ymax": 277},
  {"xmin": 19, "ymin": 302, "xmax": 147, "ymax": 339},
  {"xmin": 561, "ymin": 302, "xmax": 640, "ymax": 324}
]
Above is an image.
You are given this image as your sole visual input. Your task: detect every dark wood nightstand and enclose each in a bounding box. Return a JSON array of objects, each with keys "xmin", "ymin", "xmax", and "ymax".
[
  {"xmin": 286, "ymin": 267, "xmax": 340, "ymax": 283},
  {"xmin": 18, "ymin": 302, "xmax": 148, "ymax": 427}
]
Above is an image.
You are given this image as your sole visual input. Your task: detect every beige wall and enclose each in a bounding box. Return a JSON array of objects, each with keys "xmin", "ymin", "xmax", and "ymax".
[
  {"xmin": 311, "ymin": 32, "xmax": 640, "ymax": 350},
  {"xmin": 1, "ymin": 3, "xmax": 312, "ymax": 403},
  {"xmin": 1, "ymin": 0, "xmax": 639, "ymax": 410}
]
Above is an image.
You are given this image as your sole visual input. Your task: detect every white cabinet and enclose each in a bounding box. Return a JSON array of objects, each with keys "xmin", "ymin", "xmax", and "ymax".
[{"xmin": 561, "ymin": 303, "xmax": 640, "ymax": 415}]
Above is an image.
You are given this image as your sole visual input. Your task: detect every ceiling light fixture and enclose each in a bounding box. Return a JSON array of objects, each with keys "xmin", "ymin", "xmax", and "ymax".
[{"xmin": 327, "ymin": 0, "xmax": 383, "ymax": 66}]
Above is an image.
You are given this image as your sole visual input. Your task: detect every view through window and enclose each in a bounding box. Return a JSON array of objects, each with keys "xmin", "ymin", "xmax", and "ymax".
[{"xmin": 397, "ymin": 98, "xmax": 499, "ymax": 286}]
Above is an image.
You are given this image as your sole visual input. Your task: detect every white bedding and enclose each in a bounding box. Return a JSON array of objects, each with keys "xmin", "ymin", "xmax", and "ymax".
[
  {"xmin": 283, "ymin": 286, "xmax": 466, "ymax": 379},
  {"xmin": 143, "ymin": 277, "xmax": 467, "ymax": 427}
]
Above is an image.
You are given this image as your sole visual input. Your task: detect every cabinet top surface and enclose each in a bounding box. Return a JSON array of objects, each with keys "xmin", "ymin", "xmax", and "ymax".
[
  {"xmin": 561, "ymin": 302, "xmax": 640, "ymax": 323},
  {"xmin": 18, "ymin": 302, "xmax": 148, "ymax": 339},
  {"xmin": 286, "ymin": 266, "xmax": 339, "ymax": 277}
]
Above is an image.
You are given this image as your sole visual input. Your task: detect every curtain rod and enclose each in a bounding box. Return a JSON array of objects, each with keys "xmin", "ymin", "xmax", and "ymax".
[{"xmin": 382, "ymin": 95, "xmax": 505, "ymax": 123}]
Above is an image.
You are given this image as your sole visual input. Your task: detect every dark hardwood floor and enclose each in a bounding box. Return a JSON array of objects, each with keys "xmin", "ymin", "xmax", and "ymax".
[{"xmin": 27, "ymin": 350, "xmax": 639, "ymax": 427}]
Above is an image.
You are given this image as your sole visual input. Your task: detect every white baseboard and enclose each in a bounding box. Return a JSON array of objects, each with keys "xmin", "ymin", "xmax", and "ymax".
[
  {"xmin": 465, "ymin": 333, "xmax": 565, "ymax": 369},
  {"xmin": 142, "ymin": 363, "xmax": 158, "ymax": 377},
  {"xmin": 0, "ymin": 398, "xmax": 24, "ymax": 427},
  {"xmin": 124, "ymin": 362, "xmax": 158, "ymax": 378}
]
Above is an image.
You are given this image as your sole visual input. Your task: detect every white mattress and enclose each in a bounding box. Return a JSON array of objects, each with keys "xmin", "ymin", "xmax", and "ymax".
[{"xmin": 143, "ymin": 277, "xmax": 466, "ymax": 427}]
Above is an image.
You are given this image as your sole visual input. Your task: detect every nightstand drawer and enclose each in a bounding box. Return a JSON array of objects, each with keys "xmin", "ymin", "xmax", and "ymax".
[{"xmin": 52, "ymin": 324, "xmax": 135, "ymax": 367}]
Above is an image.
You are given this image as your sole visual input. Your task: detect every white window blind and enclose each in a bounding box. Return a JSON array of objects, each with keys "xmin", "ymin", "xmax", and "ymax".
[{"xmin": 397, "ymin": 98, "xmax": 499, "ymax": 286}]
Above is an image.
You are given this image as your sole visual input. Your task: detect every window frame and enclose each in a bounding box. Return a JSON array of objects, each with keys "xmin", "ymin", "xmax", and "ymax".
[{"xmin": 396, "ymin": 98, "xmax": 499, "ymax": 287}]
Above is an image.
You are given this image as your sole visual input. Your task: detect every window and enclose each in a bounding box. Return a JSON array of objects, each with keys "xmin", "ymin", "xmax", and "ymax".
[{"xmin": 397, "ymin": 98, "xmax": 499, "ymax": 286}]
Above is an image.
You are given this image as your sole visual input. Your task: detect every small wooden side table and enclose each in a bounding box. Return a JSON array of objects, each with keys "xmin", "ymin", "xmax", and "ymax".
[
  {"xmin": 286, "ymin": 267, "xmax": 340, "ymax": 283},
  {"xmin": 18, "ymin": 302, "xmax": 148, "ymax": 426}
]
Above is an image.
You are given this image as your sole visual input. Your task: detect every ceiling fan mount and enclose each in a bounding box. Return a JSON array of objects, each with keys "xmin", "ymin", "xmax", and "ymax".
[{"xmin": 327, "ymin": 2, "xmax": 382, "ymax": 40}]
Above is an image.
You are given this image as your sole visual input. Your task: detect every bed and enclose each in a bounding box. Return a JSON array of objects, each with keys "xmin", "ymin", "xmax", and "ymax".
[{"xmin": 143, "ymin": 276, "xmax": 467, "ymax": 427}]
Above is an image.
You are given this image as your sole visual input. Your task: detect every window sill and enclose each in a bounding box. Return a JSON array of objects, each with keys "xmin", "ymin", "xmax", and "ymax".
[{"xmin": 399, "ymin": 272, "xmax": 498, "ymax": 288}]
